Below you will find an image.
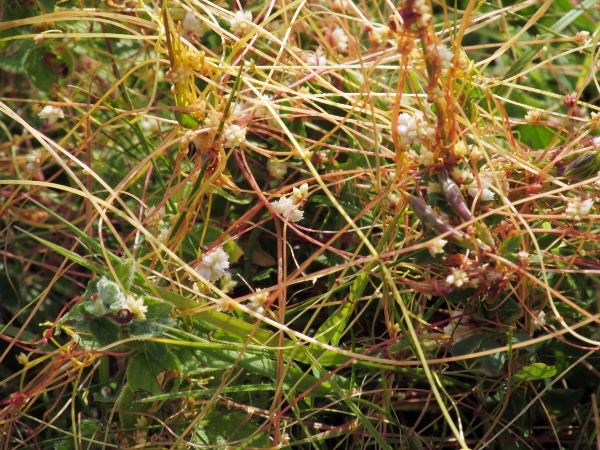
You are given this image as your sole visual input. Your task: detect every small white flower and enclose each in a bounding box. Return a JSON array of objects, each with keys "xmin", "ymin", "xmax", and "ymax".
[
  {"xmin": 255, "ymin": 94, "xmax": 272, "ymax": 118},
  {"xmin": 267, "ymin": 160, "xmax": 287, "ymax": 180},
  {"xmin": 182, "ymin": 11, "xmax": 202, "ymax": 34},
  {"xmin": 469, "ymin": 146, "xmax": 484, "ymax": 161},
  {"xmin": 437, "ymin": 44, "xmax": 454, "ymax": 69},
  {"xmin": 125, "ymin": 295, "xmax": 148, "ymax": 319},
  {"xmin": 593, "ymin": 136, "xmax": 600, "ymax": 148},
  {"xmin": 248, "ymin": 288, "xmax": 269, "ymax": 314},
  {"xmin": 214, "ymin": 296, "xmax": 233, "ymax": 312},
  {"xmin": 331, "ymin": 0, "xmax": 350, "ymax": 11},
  {"xmin": 428, "ymin": 238, "xmax": 447, "ymax": 256},
  {"xmin": 38, "ymin": 105, "xmax": 64, "ymax": 125},
  {"xmin": 291, "ymin": 183, "xmax": 309, "ymax": 203},
  {"xmin": 145, "ymin": 206, "xmax": 165, "ymax": 229},
  {"xmin": 141, "ymin": 117, "xmax": 161, "ymax": 134},
  {"xmin": 203, "ymin": 112, "xmax": 220, "ymax": 128},
  {"xmin": 575, "ymin": 30, "xmax": 590, "ymax": 43},
  {"xmin": 426, "ymin": 181, "xmax": 441, "ymax": 194},
  {"xmin": 229, "ymin": 10, "xmax": 253, "ymax": 36},
  {"xmin": 331, "ymin": 26, "xmax": 348, "ymax": 52},
  {"xmin": 443, "ymin": 310, "xmax": 471, "ymax": 342},
  {"xmin": 271, "ymin": 196, "xmax": 304, "ymax": 222},
  {"xmin": 307, "ymin": 53, "xmax": 327, "ymax": 67},
  {"xmin": 220, "ymin": 273, "xmax": 237, "ymax": 294},
  {"xmin": 25, "ymin": 150, "xmax": 42, "ymax": 171},
  {"xmin": 223, "ymin": 124, "xmax": 246, "ymax": 148},
  {"xmin": 446, "ymin": 268, "xmax": 469, "ymax": 288},
  {"xmin": 524, "ymin": 110, "xmax": 542, "ymax": 124},
  {"xmin": 451, "ymin": 167, "xmax": 473, "ymax": 183},
  {"xmin": 166, "ymin": 65, "xmax": 193, "ymax": 86},
  {"xmin": 157, "ymin": 226, "xmax": 171, "ymax": 244},
  {"xmin": 467, "ymin": 176, "xmax": 495, "ymax": 201},
  {"xmin": 371, "ymin": 25, "xmax": 390, "ymax": 44},
  {"xmin": 396, "ymin": 111, "xmax": 435, "ymax": 147},
  {"xmin": 16, "ymin": 353, "xmax": 29, "ymax": 365},
  {"xmin": 532, "ymin": 310, "xmax": 546, "ymax": 331},
  {"xmin": 418, "ymin": 147, "xmax": 435, "ymax": 166},
  {"xmin": 454, "ymin": 141, "xmax": 468, "ymax": 157},
  {"xmin": 565, "ymin": 196, "xmax": 594, "ymax": 222},
  {"xmin": 196, "ymin": 247, "xmax": 230, "ymax": 282}
]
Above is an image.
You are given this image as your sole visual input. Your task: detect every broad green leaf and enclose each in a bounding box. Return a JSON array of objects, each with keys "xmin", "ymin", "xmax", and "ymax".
[
  {"xmin": 24, "ymin": 45, "xmax": 72, "ymax": 92},
  {"xmin": 451, "ymin": 334, "xmax": 486, "ymax": 357},
  {"xmin": 514, "ymin": 363, "xmax": 556, "ymax": 381},
  {"xmin": 127, "ymin": 349, "xmax": 180, "ymax": 396},
  {"xmin": 496, "ymin": 298, "xmax": 523, "ymax": 324},
  {"xmin": 480, "ymin": 337, "xmax": 506, "ymax": 375}
]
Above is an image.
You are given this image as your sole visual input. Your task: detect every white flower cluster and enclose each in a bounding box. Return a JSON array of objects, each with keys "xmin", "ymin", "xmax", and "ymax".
[
  {"xmin": 267, "ymin": 160, "xmax": 287, "ymax": 180},
  {"xmin": 418, "ymin": 146, "xmax": 435, "ymax": 166},
  {"xmin": 565, "ymin": 196, "xmax": 594, "ymax": 222},
  {"xmin": 271, "ymin": 183, "xmax": 309, "ymax": 222},
  {"xmin": 332, "ymin": 26, "xmax": 348, "ymax": 52},
  {"xmin": 145, "ymin": 206, "xmax": 165, "ymax": 229},
  {"xmin": 524, "ymin": 110, "xmax": 542, "ymax": 123},
  {"xmin": 223, "ymin": 124, "xmax": 247, "ymax": 148},
  {"xmin": 446, "ymin": 268, "xmax": 469, "ymax": 288},
  {"xmin": 397, "ymin": 111, "xmax": 435, "ymax": 147},
  {"xmin": 167, "ymin": 65, "xmax": 194, "ymax": 86},
  {"xmin": 467, "ymin": 174, "xmax": 495, "ymax": 202},
  {"xmin": 437, "ymin": 45, "xmax": 454, "ymax": 69},
  {"xmin": 25, "ymin": 150, "xmax": 42, "ymax": 171},
  {"xmin": 195, "ymin": 247, "xmax": 230, "ymax": 283},
  {"xmin": 411, "ymin": 0, "xmax": 432, "ymax": 27},
  {"xmin": 307, "ymin": 53, "xmax": 327, "ymax": 67},
  {"xmin": 229, "ymin": 10, "xmax": 253, "ymax": 36},
  {"xmin": 248, "ymin": 289, "xmax": 269, "ymax": 314},
  {"xmin": 371, "ymin": 25, "xmax": 390, "ymax": 44},
  {"xmin": 182, "ymin": 11, "xmax": 202, "ymax": 35},
  {"xmin": 38, "ymin": 105, "xmax": 64, "ymax": 125}
]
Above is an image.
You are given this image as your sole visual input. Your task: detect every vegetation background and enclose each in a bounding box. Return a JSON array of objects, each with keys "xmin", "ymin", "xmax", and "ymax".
[{"xmin": 2, "ymin": 0, "xmax": 600, "ymax": 448}]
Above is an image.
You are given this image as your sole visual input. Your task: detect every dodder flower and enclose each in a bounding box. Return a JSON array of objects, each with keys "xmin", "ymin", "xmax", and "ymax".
[
  {"xmin": 229, "ymin": 10, "xmax": 253, "ymax": 36},
  {"xmin": 396, "ymin": 111, "xmax": 435, "ymax": 147},
  {"xmin": 437, "ymin": 45, "xmax": 454, "ymax": 69},
  {"xmin": 267, "ymin": 160, "xmax": 287, "ymax": 180},
  {"xmin": 446, "ymin": 268, "xmax": 469, "ymax": 288},
  {"xmin": 196, "ymin": 247, "xmax": 230, "ymax": 282},
  {"xmin": 565, "ymin": 197, "xmax": 594, "ymax": 222},
  {"xmin": 271, "ymin": 183, "xmax": 309, "ymax": 222},
  {"xmin": 332, "ymin": 26, "xmax": 348, "ymax": 52},
  {"xmin": 223, "ymin": 124, "xmax": 246, "ymax": 148},
  {"xmin": 38, "ymin": 105, "xmax": 64, "ymax": 124}
]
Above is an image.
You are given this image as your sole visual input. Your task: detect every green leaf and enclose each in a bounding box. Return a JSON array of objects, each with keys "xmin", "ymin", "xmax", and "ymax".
[
  {"xmin": 314, "ymin": 300, "xmax": 354, "ymax": 346},
  {"xmin": 174, "ymin": 110, "xmax": 201, "ymax": 128},
  {"xmin": 85, "ymin": 318, "xmax": 122, "ymax": 349},
  {"xmin": 127, "ymin": 349, "xmax": 180, "ymax": 396},
  {"xmin": 113, "ymin": 259, "xmax": 135, "ymax": 292},
  {"xmin": 514, "ymin": 363, "xmax": 556, "ymax": 381},
  {"xmin": 451, "ymin": 334, "xmax": 486, "ymax": 357},
  {"xmin": 498, "ymin": 233, "xmax": 521, "ymax": 256},
  {"xmin": 496, "ymin": 298, "xmax": 523, "ymax": 324},
  {"xmin": 480, "ymin": 337, "xmax": 506, "ymax": 375},
  {"xmin": 24, "ymin": 45, "xmax": 72, "ymax": 92}
]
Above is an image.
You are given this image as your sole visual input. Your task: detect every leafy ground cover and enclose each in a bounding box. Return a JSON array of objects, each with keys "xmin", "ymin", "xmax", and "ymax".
[{"xmin": 2, "ymin": 0, "xmax": 600, "ymax": 448}]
